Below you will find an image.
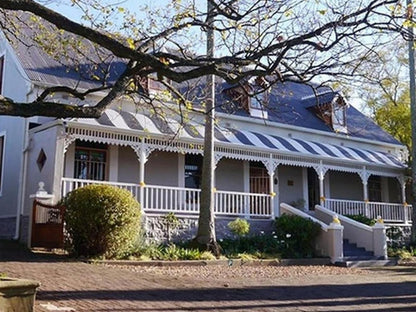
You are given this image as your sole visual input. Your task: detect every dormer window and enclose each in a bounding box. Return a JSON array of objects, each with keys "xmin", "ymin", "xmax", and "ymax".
[
  {"xmin": 331, "ymin": 94, "xmax": 348, "ymax": 134},
  {"xmin": 249, "ymin": 77, "xmax": 269, "ymax": 119},
  {"xmin": 0, "ymin": 56, "xmax": 4, "ymax": 94},
  {"xmin": 309, "ymin": 91, "xmax": 348, "ymax": 134}
]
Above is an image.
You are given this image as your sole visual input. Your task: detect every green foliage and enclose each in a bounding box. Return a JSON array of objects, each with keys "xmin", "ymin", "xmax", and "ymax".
[
  {"xmin": 274, "ymin": 214, "xmax": 321, "ymax": 258},
  {"xmin": 219, "ymin": 233, "xmax": 282, "ymax": 259},
  {"xmin": 227, "ymin": 218, "xmax": 250, "ymax": 237},
  {"xmin": 345, "ymin": 214, "xmax": 376, "ymax": 226},
  {"xmin": 163, "ymin": 212, "xmax": 180, "ymax": 228},
  {"xmin": 125, "ymin": 242, "xmax": 215, "ymax": 261},
  {"xmin": 373, "ymin": 93, "xmax": 411, "ymax": 154},
  {"xmin": 386, "ymin": 226, "xmax": 405, "ymax": 248},
  {"xmin": 388, "ymin": 247, "xmax": 413, "ymax": 259},
  {"xmin": 61, "ymin": 184, "xmax": 141, "ymax": 258}
]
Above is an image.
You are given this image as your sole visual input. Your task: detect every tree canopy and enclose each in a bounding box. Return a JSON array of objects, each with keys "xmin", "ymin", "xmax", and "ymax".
[{"xmin": 0, "ymin": 0, "xmax": 414, "ymax": 118}]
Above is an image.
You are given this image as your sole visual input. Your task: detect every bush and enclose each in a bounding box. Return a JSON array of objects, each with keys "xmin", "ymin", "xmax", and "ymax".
[
  {"xmin": 124, "ymin": 243, "xmax": 216, "ymax": 261},
  {"xmin": 228, "ymin": 218, "xmax": 250, "ymax": 237},
  {"xmin": 62, "ymin": 184, "xmax": 142, "ymax": 258},
  {"xmin": 274, "ymin": 214, "xmax": 321, "ymax": 258},
  {"xmin": 345, "ymin": 214, "xmax": 376, "ymax": 226},
  {"xmin": 219, "ymin": 233, "xmax": 282, "ymax": 259}
]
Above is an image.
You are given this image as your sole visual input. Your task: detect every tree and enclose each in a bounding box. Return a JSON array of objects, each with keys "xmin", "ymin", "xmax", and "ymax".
[{"xmin": 1, "ymin": 0, "xmax": 416, "ymax": 252}]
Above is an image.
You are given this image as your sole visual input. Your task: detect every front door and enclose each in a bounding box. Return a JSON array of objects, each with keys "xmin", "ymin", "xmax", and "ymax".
[
  {"xmin": 249, "ymin": 162, "xmax": 269, "ymax": 194},
  {"xmin": 307, "ymin": 168, "xmax": 320, "ymax": 210}
]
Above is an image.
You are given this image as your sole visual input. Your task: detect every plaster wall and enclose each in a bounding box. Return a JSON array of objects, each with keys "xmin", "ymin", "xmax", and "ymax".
[
  {"xmin": 216, "ymin": 159, "xmax": 244, "ymax": 191},
  {"xmin": 145, "ymin": 151, "xmax": 179, "ymax": 186},
  {"xmin": 117, "ymin": 146, "xmax": 140, "ymax": 183},
  {"xmin": 278, "ymin": 166, "xmax": 304, "ymax": 205},
  {"xmin": 0, "ymin": 35, "xmax": 31, "ymax": 218},
  {"xmin": 23, "ymin": 125, "xmax": 63, "ymax": 216},
  {"xmin": 117, "ymin": 147, "xmax": 180, "ymax": 186},
  {"xmin": 329, "ymin": 171, "xmax": 362, "ymax": 200}
]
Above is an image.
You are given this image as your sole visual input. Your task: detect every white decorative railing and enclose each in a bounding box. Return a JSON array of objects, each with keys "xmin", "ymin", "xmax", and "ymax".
[
  {"xmin": 143, "ymin": 184, "xmax": 201, "ymax": 214},
  {"xmin": 215, "ymin": 190, "xmax": 271, "ymax": 217},
  {"xmin": 61, "ymin": 178, "xmax": 272, "ymax": 218},
  {"xmin": 324, "ymin": 198, "xmax": 412, "ymax": 224}
]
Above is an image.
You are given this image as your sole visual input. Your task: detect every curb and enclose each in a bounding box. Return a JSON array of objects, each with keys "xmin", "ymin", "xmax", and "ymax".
[{"xmin": 89, "ymin": 258, "xmax": 331, "ymax": 267}]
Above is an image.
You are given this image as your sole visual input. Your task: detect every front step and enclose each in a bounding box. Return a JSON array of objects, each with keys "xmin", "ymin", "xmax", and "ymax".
[
  {"xmin": 335, "ymin": 259, "xmax": 398, "ymax": 268},
  {"xmin": 335, "ymin": 239, "xmax": 397, "ymax": 267}
]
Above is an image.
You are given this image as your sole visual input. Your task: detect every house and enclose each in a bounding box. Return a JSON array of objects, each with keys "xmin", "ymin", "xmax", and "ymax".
[{"xmin": 0, "ymin": 15, "xmax": 412, "ymax": 249}]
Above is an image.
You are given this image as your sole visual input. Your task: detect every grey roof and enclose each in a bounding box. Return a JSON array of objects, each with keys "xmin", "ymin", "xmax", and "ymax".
[
  {"xmin": 3, "ymin": 13, "xmax": 402, "ymax": 146},
  {"xmin": 4, "ymin": 12, "xmax": 125, "ymax": 90},
  {"xmin": 216, "ymin": 82, "xmax": 402, "ymax": 146}
]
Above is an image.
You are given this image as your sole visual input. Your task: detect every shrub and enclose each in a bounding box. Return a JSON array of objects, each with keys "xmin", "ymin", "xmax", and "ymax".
[
  {"xmin": 274, "ymin": 214, "xmax": 321, "ymax": 258},
  {"xmin": 228, "ymin": 218, "xmax": 250, "ymax": 237},
  {"xmin": 62, "ymin": 184, "xmax": 141, "ymax": 258},
  {"xmin": 219, "ymin": 233, "xmax": 282, "ymax": 258},
  {"xmin": 345, "ymin": 214, "xmax": 376, "ymax": 226}
]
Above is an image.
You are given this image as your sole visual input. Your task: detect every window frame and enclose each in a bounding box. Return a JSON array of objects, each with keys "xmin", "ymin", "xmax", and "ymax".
[
  {"xmin": 74, "ymin": 145, "xmax": 108, "ymax": 181},
  {"xmin": 331, "ymin": 95, "xmax": 348, "ymax": 134},
  {"xmin": 0, "ymin": 133, "xmax": 5, "ymax": 195},
  {"xmin": 0, "ymin": 55, "xmax": 4, "ymax": 95}
]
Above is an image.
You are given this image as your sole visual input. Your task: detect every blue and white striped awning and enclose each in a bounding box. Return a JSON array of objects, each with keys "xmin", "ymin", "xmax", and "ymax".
[{"xmin": 70, "ymin": 109, "xmax": 404, "ymax": 168}]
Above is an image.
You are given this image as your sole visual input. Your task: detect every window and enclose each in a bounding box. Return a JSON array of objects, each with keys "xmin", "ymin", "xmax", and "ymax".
[
  {"xmin": 0, "ymin": 135, "xmax": 4, "ymax": 192},
  {"xmin": 185, "ymin": 154, "xmax": 203, "ymax": 189},
  {"xmin": 0, "ymin": 56, "xmax": 4, "ymax": 94},
  {"xmin": 249, "ymin": 77, "xmax": 269, "ymax": 118},
  {"xmin": 331, "ymin": 94, "xmax": 347, "ymax": 134},
  {"xmin": 74, "ymin": 141, "xmax": 107, "ymax": 181},
  {"xmin": 368, "ymin": 176, "xmax": 382, "ymax": 202}
]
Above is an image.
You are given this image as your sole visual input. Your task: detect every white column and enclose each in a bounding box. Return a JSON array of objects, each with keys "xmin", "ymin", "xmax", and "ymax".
[
  {"xmin": 139, "ymin": 147, "xmax": 148, "ymax": 206},
  {"xmin": 132, "ymin": 142, "xmax": 151, "ymax": 208},
  {"xmin": 108, "ymin": 145, "xmax": 119, "ymax": 182},
  {"xmin": 359, "ymin": 167, "xmax": 370, "ymax": 217},
  {"xmin": 373, "ymin": 220, "xmax": 387, "ymax": 259},
  {"xmin": 243, "ymin": 161, "xmax": 250, "ymax": 218},
  {"xmin": 178, "ymin": 154, "xmax": 185, "ymax": 188},
  {"xmin": 397, "ymin": 175, "xmax": 409, "ymax": 224},
  {"xmin": 302, "ymin": 167, "xmax": 308, "ymax": 211},
  {"xmin": 314, "ymin": 161, "xmax": 328, "ymax": 207},
  {"xmin": 319, "ymin": 174, "xmax": 325, "ymax": 205},
  {"xmin": 327, "ymin": 217, "xmax": 344, "ymax": 264},
  {"xmin": 262, "ymin": 155, "xmax": 279, "ymax": 218}
]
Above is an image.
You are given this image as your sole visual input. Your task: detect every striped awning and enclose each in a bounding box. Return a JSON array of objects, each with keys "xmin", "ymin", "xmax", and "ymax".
[{"xmin": 69, "ymin": 109, "xmax": 404, "ymax": 168}]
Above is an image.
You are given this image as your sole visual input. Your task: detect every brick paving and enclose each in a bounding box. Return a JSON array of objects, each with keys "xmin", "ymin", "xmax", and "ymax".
[{"xmin": 1, "ymin": 240, "xmax": 416, "ymax": 311}]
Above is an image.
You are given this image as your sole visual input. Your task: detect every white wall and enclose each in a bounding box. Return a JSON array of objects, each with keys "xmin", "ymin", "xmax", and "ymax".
[
  {"xmin": 329, "ymin": 171, "xmax": 362, "ymax": 200},
  {"xmin": 23, "ymin": 124, "xmax": 64, "ymax": 215},
  {"xmin": 278, "ymin": 165, "xmax": 304, "ymax": 205},
  {"xmin": 0, "ymin": 118, "xmax": 25, "ymax": 217},
  {"xmin": 216, "ymin": 158, "xmax": 244, "ymax": 191},
  {"xmin": 117, "ymin": 146, "xmax": 140, "ymax": 183},
  {"xmin": 0, "ymin": 34, "xmax": 32, "ymax": 218},
  {"xmin": 145, "ymin": 151, "xmax": 179, "ymax": 186}
]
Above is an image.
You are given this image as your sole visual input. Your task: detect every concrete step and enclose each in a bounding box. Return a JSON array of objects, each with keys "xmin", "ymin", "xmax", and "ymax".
[
  {"xmin": 335, "ymin": 258, "xmax": 398, "ymax": 268},
  {"xmin": 343, "ymin": 239, "xmax": 374, "ymax": 257}
]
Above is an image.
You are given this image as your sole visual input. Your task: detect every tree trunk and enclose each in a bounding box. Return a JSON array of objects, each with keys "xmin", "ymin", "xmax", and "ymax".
[
  {"xmin": 407, "ymin": 0, "xmax": 416, "ymax": 244},
  {"xmin": 191, "ymin": 0, "xmax": 221, "ymax": 256}
]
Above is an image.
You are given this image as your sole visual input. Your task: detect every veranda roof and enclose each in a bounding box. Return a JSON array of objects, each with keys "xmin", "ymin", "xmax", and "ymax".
[{"xmin": 69, "ymin": 109, "xmax": 405, "ymax": 169}]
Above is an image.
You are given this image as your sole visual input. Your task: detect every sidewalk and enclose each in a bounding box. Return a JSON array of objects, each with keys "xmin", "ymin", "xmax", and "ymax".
[{"xmin": 1, "ymin": 240, "xmax": 416, "ymax": 311}]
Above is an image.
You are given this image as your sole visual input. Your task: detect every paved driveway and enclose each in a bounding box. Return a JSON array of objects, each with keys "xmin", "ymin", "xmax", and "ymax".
[{"xmin": 1, "ymin": 241, "xmax": 416, "ymax": 311}]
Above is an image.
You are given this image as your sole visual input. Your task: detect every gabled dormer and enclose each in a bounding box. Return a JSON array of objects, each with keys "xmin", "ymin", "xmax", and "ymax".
[
  {"xmin": 223, "ymin": 76, "xmax": 269, "ymax": 119},
  {"xmin": 307, "ymin": 91, "xmax": 349, "ymax": 134},
  {"xmin": 330, "ymin": 93, "xmax": 348, "ymax": 134}
]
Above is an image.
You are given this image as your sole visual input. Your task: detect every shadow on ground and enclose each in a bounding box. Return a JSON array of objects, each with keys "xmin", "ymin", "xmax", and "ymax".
[
  {"xmin": 0, "ymin": 239, "xmax": 70, "ymax": 262},
  {"xmin": 37, "ymin": 281, "xmax": 416, "ymax": 312}
]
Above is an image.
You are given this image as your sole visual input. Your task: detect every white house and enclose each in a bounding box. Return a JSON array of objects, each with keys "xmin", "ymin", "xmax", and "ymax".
[{"xmin": 0, "ymin": 16, "xmax": 412, "ymax": 249}]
